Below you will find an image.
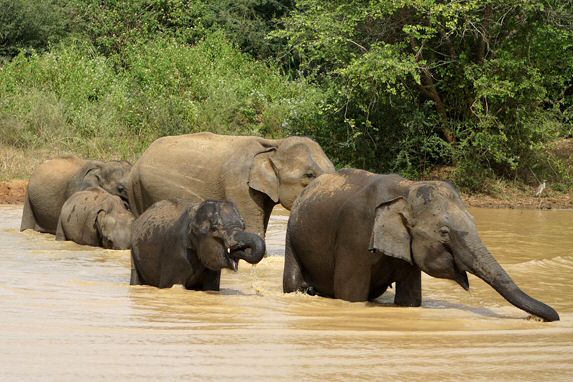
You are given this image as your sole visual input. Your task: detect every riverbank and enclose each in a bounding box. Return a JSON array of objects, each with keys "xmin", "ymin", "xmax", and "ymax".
[{"xmin": 1, "ymin": 178, "xmax": 571, "ymax": 209}]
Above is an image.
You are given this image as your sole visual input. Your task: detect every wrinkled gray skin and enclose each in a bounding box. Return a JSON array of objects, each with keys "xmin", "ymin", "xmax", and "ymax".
[
  {"xmin": 21, "ymin": 156, "xmax": 132, "ymax": 234},
  {"xmin": 284, "ymin": 169, "xmax": 559, "ymax": 322},
  {"xmin": 55, "ymin": 187, "xmax": 134, "ymax": 250},
  {"xmin": 130, "ymin": 199, "xmax": 266, "ymax": 290},
  {"xmin": 128, "ymin": 132, "xmax": 335, "ymax": 237}
]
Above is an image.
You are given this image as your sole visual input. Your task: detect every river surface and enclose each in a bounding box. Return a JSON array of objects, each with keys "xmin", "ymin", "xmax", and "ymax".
[{"xmin": 1, "ymin": 205, "xmax": 572, "ymax": 381}]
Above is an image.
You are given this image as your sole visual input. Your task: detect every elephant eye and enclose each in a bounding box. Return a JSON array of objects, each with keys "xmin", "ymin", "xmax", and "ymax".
[{"xmin": 439, "ymin": 226, "xmax": 450, "ymax": 237}]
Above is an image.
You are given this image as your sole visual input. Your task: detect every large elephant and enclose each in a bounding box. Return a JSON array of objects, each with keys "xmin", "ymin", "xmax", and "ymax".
[
  {"xmin": 283, "ymin": 168, "xmax": 559, "ymax": 322},
  {"xmin": 130, "ymin": 199, "xmax": 266, "ymax": 290},
  {"xmin": 56, "ymin": 187, "xmax": 134, "ymax": 250},
  {"xmin": 127, "ymin": 132, "xmax": 335, "ymax": 237},
  {"xmin": 20, "ymin": 156, "xmax": 132, "ymax": 234}
]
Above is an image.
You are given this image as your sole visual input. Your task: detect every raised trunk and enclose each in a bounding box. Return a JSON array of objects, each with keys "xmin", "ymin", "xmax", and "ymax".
[
  {"xmin": 230, "ymin": 231, "xmax": 266, "ymax": 264},
  {"xmin": 456, "ymin": 234, "xmax": 559, "ymax": 322}
]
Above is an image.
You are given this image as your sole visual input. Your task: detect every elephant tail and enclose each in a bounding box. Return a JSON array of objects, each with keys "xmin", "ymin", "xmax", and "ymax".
[
  {"xmin": 129, "ymin": 256, "xmax": 143, "ymax": 285},
  {"xmin": 20, "ymin": 191, "xmax": 37, "ymax": 232},
  {"xmin": 55, "ymin": 217, "xmax": 67, "ymax": 241},
  {"xmin": 127, "ymin": 167, "xmax": 145, "ymax": 217}
]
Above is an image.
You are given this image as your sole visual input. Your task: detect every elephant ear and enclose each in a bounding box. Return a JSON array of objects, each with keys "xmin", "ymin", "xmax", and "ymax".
[
  {"xmin": 94, "ymin": 209, "xmax": 113, "ymax": 248},
  {"xmin": 248, "ymin": 149, "xmax": 279, "ymax": 203},
  {"xmin": 368, "ymin": 197, "xmax": 413, "ymax": 265},
  {"xmin": 80, "ymin": 165, "xmax": 103, "ymax": 190}
]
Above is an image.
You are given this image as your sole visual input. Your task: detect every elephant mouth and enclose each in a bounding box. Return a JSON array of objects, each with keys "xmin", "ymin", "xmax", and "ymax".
[
  {"xmin": 225, "ymin": 244, "xmax": 249, "ymax": 272},
  {"xmin": 455, "ymin": 268, "xmax": 470, "ymax": 290},
  {"xmin": 220, "ymin": 232, "xmax": 265, "ymax": 272},
  {"xmin": 450, "ymin": 248, "xmax": 469, "ymax": 290}
]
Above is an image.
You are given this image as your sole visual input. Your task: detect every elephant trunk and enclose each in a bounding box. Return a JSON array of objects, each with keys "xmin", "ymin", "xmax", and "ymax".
[
  {"xmin": 110, "ymin": 224, "xmax": 132, "ymax": 250},
  {"xmin": 456, "ymin": 234, "xmax": 559, "ymax": 322},
  {"xmin": 228, "ymin": 231, "xmax": 266, "ymax": 264}
]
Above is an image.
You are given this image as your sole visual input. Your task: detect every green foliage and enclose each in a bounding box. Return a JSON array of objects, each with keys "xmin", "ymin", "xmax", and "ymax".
[
  {"xmin": 184, "ymin": 0, "xmax": 294, "ymax": 59},
  {"xmin": 276, "ymin": 0, "xmax": 573, "ymax": 188},
  {"xmin": 1, "ymin": 0, "xmax": 572, "ymax": 191},
  {"xmin": 0, "ymin": 33, "xmax": 323, "ymax": 161},
  {"xmin": 73, "ymin": 0, "xmax": 293, "ymax": 60},
  {"xmin": 0, "ymin": 0, "xmax": 78, "ymax": 60}
]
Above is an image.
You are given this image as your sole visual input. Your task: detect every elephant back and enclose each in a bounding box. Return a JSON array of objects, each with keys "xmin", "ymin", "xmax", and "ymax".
[{"xmin": 129, "ymin": 133, "xmax": 275, "ymax": 215}]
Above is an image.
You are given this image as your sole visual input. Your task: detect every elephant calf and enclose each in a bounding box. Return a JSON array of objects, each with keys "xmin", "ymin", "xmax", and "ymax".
[
  {"xmin": 284, "ymin": 168, "xmax": 559, "ymax": 322},
  {"xmin": 21, "ymin": 155, "xmax": 132, "ymax": 234},
  {"xmin": 56, "ymin": 187, "xmax": 134, "ymax": 250},
  {"xmin": 130, "ymin": 199, "xmax": 266, "ymax": 290}
]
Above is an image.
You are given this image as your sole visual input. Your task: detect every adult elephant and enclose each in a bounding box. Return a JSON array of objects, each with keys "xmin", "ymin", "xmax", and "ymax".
[
  {"xmin": 130, "ymin": 199, "xmax": 266, "ymax": 290},
  {"xmin": 128, "ymin": 132, "xmax": 335, "ymax": 237},
  {"xmin": 283, "ymin": 168, "xmax": 559, "ymax": 322},
  {"xmin": 21, "ymin": 156, "xmax": 132, "ymax": 234},
  {"xmin": 56, "ymin": 187, "xmax": 134, "ymax": 250}
]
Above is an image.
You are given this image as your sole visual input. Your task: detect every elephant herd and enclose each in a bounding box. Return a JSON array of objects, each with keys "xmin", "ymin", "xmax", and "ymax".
[{"xmin": 19, "ymin": 132, "xmax": 559, "ymax": 322}]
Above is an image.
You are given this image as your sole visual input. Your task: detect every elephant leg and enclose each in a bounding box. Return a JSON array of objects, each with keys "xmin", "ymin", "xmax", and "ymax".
[
  {"xmin": 232, "ymin": 189, "xmax": 274, "ymax": 238},
  {"xmin": 129, "ymin": 257, "xmax": 142, "ymax": 285},
  {"xmin": 368, "ymin": 285, "xmax": 390, "ymax": 300},
  {"xmin": 333, "ymin": 256, "xmax": 371, "ymax": 302},
  {"xmin": 195, "ymin": 269, "xmax": 221, "ymax": 291},
  {"xmin": 394, "ymin": 267, "xmax": 422, "ymax": 307},
  {"xmin": 182, "ymin": 269, "xmax": 221, "ymax": 291},
  {"xmin": 283, "ymin": 235, "xmax": 311, "ymax": 293},
  {"xmin": 20, "ymin": 193, "xmax": 37, "ymax": 231},
  {"xmin": 262, "ymin": 196, "xmax": 275, "ymax": 234}
]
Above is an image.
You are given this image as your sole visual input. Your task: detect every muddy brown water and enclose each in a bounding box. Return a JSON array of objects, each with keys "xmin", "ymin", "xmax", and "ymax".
[{"xmin": 1, "ymin": 205, "xmax": 572, "ymax": 381}]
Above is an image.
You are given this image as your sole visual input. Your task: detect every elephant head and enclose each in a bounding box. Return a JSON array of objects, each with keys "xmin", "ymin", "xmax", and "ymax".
[
  {"xmin": 369, "ymin": 180, "xmax": 559, "ymax": 322},
  {"xmin": 95, "ymin": 194, "xmax": 135, "ymax": 250},
  {"xmin": 188, "ymin": 200, "xmax": 266, "ymax": 271},
  {"xmin": 249, "ymin": 137, "xmax": 335, "ymax": 210},
  {"xmin": 75, "ymin": 160, "xmax": 132, "ymax": 203}
]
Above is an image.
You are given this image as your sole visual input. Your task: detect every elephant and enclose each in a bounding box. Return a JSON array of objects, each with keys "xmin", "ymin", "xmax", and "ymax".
[
  {"xmin": 20, "ymin": 156, "xmax": 132, "ymax": 234},
  {"xmin": 55, "ymin": 187, "xmax": 134, "ymax": 250},
  {"xmin": 130, "ymin": 198, "xmax": 266, "ymax": 290},
  {"xmin": 127, "ymin": 132, "xmax": 335, "ymax": 237},
  {"xmin": 283, "ymin": 168, "xmax": 559, "ymax": 322}
]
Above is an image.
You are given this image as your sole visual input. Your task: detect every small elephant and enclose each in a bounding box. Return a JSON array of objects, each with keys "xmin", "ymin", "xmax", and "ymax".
[
  {"xmin": 283, "ymin": 168, "xmax": 559, "ymax": 322},
  {"xmin": 21, "ymin": 156, "xmax": 132, "ymax": 234},
  {"xmin": 127, "ymin": 132, "xmax": 335, "ymax": 237},
  {"xmin": 56, "ymin": 187, "xmax": 134, "ymax": 250},
  {"xmin": 130, "ymin": 199, "xmax": 266, "ymax": 290}
]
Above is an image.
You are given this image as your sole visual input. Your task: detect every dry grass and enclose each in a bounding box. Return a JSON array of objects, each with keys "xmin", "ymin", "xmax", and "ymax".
[{"xmin": 0, "ymin": 144, "xmax": 71, "ymax": 181}]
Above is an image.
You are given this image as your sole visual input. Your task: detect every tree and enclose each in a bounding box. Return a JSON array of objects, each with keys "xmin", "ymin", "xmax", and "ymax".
[
  {"xmin": 275, "ymin": 0, "xmax": 573, "ymax": 186},
  {"xmin": 0, "ymin": 0, "xmax": 78, "ymax": 60}
]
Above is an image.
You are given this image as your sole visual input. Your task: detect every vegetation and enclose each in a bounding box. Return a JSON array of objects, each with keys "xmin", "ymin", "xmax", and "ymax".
[{"xmin": 1, "ymin": 0, "xmax": 572, "ymax": 192}]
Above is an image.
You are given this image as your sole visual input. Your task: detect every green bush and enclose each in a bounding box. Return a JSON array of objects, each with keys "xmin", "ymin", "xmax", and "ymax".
[
  {"xmin": 1, "ymin": 0, "xmax": 572, "ymax": 192},
  {"xmin": 0, "ymin": 0, "xmax": 77, "ymax": 60},
  {"xmin": 0, "ymin": 33, "xmax": 325, "ymax": 163},
  {"xmin": 275, "ymin": 0, "xmax": 573, "ymax": 189}
]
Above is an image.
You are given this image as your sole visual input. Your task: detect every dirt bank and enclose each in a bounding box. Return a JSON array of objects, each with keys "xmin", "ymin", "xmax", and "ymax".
[
  {"xmin": 463, "ymin": 190, "xmax": 573, "ymax": 209},
  {"xmin": 1, "ymin": 179, "xmax": 571, "ymax": 209},
  {"xmin": 0, "ymin": 180, "xmax": 27, "ymax": 204}
]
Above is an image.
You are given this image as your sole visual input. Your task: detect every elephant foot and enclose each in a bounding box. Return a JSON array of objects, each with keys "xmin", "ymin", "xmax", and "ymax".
[
  {"xmin": 129, "ymin": 267, "xmax": 142, "ymax": 285},
  {"xmin": 305, "ymin": 286, "xmax": 317, "ymax": 296}
]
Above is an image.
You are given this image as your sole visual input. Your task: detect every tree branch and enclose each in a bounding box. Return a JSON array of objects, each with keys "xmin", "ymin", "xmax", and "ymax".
[{"xmin": 410, "ymin": 38, "xmax": 455, "ymax": 143}]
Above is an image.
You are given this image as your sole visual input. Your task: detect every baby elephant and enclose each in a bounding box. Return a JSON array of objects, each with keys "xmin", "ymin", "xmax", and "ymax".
[
  {"xmin": 130, "ymin": 199, "xmax": 266, "ymax": 290},
  {"xmin": 56, "ymin": 187, "xmax": 134, "ymax": 250}
]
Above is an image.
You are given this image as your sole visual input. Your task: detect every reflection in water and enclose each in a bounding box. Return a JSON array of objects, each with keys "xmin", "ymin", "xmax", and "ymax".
[{"xmin": 0, "ymin": 205, "xmax": 572, "ymax": 380}]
